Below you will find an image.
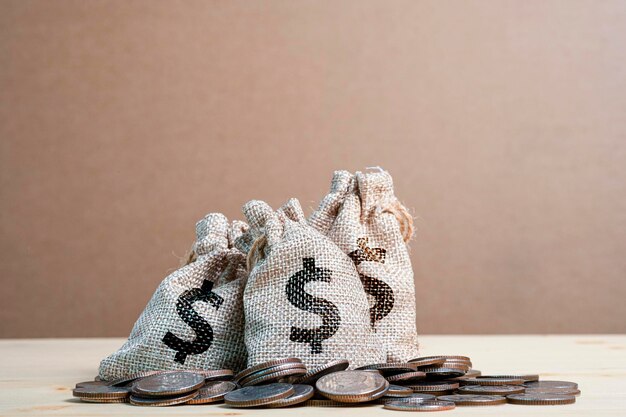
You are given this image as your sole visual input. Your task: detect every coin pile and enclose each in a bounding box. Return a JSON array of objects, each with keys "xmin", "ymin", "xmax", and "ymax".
[{"xmin": 73, "ymin": 355, "xmax": 580, "ymax": 410}]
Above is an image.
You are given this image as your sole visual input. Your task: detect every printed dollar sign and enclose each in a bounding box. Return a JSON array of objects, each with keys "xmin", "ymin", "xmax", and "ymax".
[
  {"xmin": 286, "ymin": 257, "xmax": 341, "ymax": 354},
  {"xmin": 348, "ymin": 237, "xmax": 395, "ymax": 327},
  {"xmin": 162, "ymin": 279, "xmax": 224, "ymax": 364}
]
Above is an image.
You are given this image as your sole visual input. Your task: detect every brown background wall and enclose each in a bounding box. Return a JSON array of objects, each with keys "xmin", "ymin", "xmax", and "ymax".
[{"xmin": 1, "ymin": 0, "xmax": 625, "ymax": 338}]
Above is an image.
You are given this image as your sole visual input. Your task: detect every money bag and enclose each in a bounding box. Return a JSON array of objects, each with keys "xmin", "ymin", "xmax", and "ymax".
[
  {"xmin": 309, "ymin": 168, "xmax": 419, "ymax": 362},
  {"xmin": 98, "ymin": 213, "xmax": 248, "ymax": 380},
  {"xmin": 241, "ymin": 198, "xmax": 386, "ymax": 369}
]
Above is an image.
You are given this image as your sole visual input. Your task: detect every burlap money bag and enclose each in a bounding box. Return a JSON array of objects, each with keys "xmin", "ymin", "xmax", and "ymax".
[
  {"xmin": 241, "ymin": 198, "xmax": 386, "ymax": 369},
  {"xmin": 98, "ymin": 213, "xmax": 248, "ymax": 380},
  {"xmin": 308, "ymin": 168, "xmax": 419, "ymax": 362}
]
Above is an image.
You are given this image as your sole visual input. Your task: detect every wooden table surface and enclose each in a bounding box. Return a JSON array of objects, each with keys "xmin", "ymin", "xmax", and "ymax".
[{"xmin": 1, "ymin": 335, "xmax": 624, "ymax": 416}]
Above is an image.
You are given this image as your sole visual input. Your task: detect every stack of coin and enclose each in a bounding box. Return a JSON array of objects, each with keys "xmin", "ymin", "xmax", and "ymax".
[
  {"xmin": 233, "ymin": 358, "xmax": 307, "ymax": 386},
  {"xmin": 74, "ymin": 356, "xmax": 580, "ymax": 410}
]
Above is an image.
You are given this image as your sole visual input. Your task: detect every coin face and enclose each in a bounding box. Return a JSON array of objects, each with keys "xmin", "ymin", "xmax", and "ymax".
[
  {"xmin": 457, "ymin": 384, "xmax": 526, "ymax": 395},
  {"xmin": 293, "ymin": 359, "xmax": 350, "ymax": 385},
  {"xmin": 386, "ymin": 371, "xmax": 427, "ymax": 383},
  {"xmin": 507, "ymin": 393, "xmax": 576, "ymax": 405},
  {"xmin": 438, "ymin": 394, "xmax": 507, "ymax": 406},
  {"xmin": 462, "ymin": 377, "xmax": 524, "ymax": 386},
  {"xmin": 383, "ymin": 399, "xmax": 456, "ymax": 411},
  {"xmin": 132, "ymin": 371, "xmax": 205, "ymax": 397},
  {"xmin": 186, "ymin": 381, "xmax": 237, "ymax": 404},
  {"xmin": 266, "ymin": 384, "xmax": 315, "ymax": 408},
  {"xmin": 129, "ymin": 391, "xmax": 198, "ymax": 407},
  {"xmin": 523, "ymin": 380, "xmax": 578, "ymax": 390},
  {"xmin": 72, "ymin": 385, "xmax": 130, "ymax": 399},
  {"xmin": 316, "ymin": 370, "xmax": 388, "ymax": 402},
  {"xmin": 224, "ymin": 383, "xmax": 295, "ymax": 407}
]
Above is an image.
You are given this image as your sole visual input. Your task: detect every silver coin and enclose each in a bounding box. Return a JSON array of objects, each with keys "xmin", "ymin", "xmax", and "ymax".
[
  {"xmin": 242, "ymin": 366, "xmax": 307, "ymax": 387},
  {"xmin": 129, "ymin": 391, "xmax": 198, "ymax": 406},
  {"xmin": 523, "ymin": 380, "xmax": 578, "ymax": 390},
  {"xmin": 293, "ymin": 359, "xmax": 350, "ymax": 385},
  {"xmin": 384, "ymin": 399, "xmax": 456, "ymax": 411},
  {"xmin": 376, "ymin": 392, "xmax": 436, "ymax": 404},
  {"xmin": 132, "ymin": 371, "xmax": 205, "ymax": 397},
  {"xmin": 266, "ymin": 384, "xmax": 315, "ymax": 408},
  {"xmin": 457, "ymin": 384, "xmax": 526, "ymax": 395},
  {"xmin": 239, "ymin": 363, "xmax": 306, "ymax": 386},
  {"xmin": 224, "ymin": 383, "xmax": 294, "ymax": 407},
  {"xmin": 316, "ymin": 370, "xmax": 388, "ymax": 402},
  {"xmin": 437, "ymin": 394, "xmax": 507, "ymax": 406},
  {"xmin": 187, "ymin": 381, "xmax": 237, "ymax": 404},
  {"xmin": 385, "ymin": 384, "xmax": 413, "ymax": 397},
  {"xmin": 233, "ymin": 358, "xmax": 302, "ymax": 383}
]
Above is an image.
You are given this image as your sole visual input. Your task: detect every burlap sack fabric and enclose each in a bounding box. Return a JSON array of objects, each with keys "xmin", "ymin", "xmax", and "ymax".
[
  {"xmin": 99, "ymin": 213, "xmax": 248, "ymax": 380},
  {"xmin": 241, "ymin": 198, "xmax": 386, "ymax": 369},
  {"xmin": 309, "ymin": 168, "xmax": 419, "ymax": 362}
]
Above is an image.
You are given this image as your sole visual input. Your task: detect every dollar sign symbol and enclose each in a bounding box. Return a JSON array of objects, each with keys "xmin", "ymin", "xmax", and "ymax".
[
  {"xmin": 162, "ymin": 279, "xmax": 224, "ymax": 364},
  {"xmin": 348, "ymin": 237, "xmax": 395, "ymax": 327},
  {"xmin": 286, "ymin": 257, "xmax": 341, "ymax": 354}
]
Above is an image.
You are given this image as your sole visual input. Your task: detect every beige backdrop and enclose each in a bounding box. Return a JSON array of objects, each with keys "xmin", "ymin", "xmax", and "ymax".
[{"xmin": 1, "ymin": 0, "xmax": 625, "ymax": 338}]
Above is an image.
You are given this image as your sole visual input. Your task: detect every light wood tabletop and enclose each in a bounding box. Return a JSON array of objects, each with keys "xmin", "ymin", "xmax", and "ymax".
[{"xmin": 0, "ymin": 335, "xmax": 624, "ymax": 416}]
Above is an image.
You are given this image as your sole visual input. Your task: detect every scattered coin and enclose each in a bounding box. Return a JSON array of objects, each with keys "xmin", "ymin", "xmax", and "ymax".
[
  {"xmin": 462, "ymin": 377, "xmax": 524, "ymax": 386},
  {"xmin": 129, "ymin": 391, "xmax": 198, "ymax": 406},
  {"xmin": 384, "ymin": 399, "xmax": 456, "ymax": 412},
  {"xmin": 72, "ymin": 385, "xmax": 130, "ymax": 400},
  {"xmin": 406, "ymin": 381, "xmax": 460, "ymax": 392},
  {"xmin": 233, "ymin": 358, "xmax": 302, "ymax": 383},
  {"xmin": 224, "ymin": 383, "xmax": 295, "ymax": 407},
  {"xmin": 242, "ymin": 366, "xmax": 307, "ymax": 386},
  {"xmin": 507, "ymin": 393, "xmax": 576, "ymax": 405},
  {"xmin": 523, "ymin": 380, "xmax": 578, "ymax": 390},
  {"xmin": 386, "ymin": 385, "xmax": 414, "ymax": 397},
  {"xmin": 420, "ymin": 366, "xmax": 466, "ymax": 378},
  {"xmin": 132, "ymin": 371, "xmax": 205, "ymax": 397},
  {"xmin": 357, "ymin": 363, "xmax": 418, "ymax": 375},
  {"xmin": 108, "ymin": 370, "xmax": 164, "ymax": 387},
  {"xmin": 525, "ymin": 387, "xmax": 581, "ymax": 396},
  {"xmin": 480, "ymin": 373, "xmax": 539, "ymax": 382},
  {"xmin": 193, "ymin": 369, "xmax": 234, "ymax": 381},
  {"xmin": 408, "ymin": 357, "xmax": 447, "ymax": 368},
  {"xmin": 316, "ymin": 370, "xmax": 389, "ymax": 403},
  {"xmin": 186, "ymin": 381, "xmax": 237, "ymax": 404},
  {"xmin": 266, "ymin": 384, "xmax": 315, "ymax": 408},
  {"xmin": 302, "ymin": 399, "xmax": 353, "ymax": 407},
  {"xmin": 293, "ymin": 359, "xmax": 350, "ymax": 385},
  {"xmin": 80, "ymin": 397, "xmax": 129, "ymax": 403},
  {"xmin": 386, "ymin": 371, "xmax": 427, "ymax": 383},
  {"xmin": 457, "ymin": 384, "xmax": 526, "ymax": 395},
  {"xmin": 438, "ymin": 394, "xmax": 507, "ymax": 406},
  {"xmin": 75, "ymin": 380, "xmax": 108, "ymax": 389},
  {"xmin": 451, "ymin": 369, "xmax": 481, "ymax": 379},
  {"xmin": 377, "ymin": 393, "xmax": 437, "ymax": 404}
]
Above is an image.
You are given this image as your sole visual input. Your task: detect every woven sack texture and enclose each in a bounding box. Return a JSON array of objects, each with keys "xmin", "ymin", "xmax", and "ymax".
[
  {"xmin": 99, "ymin": 213, "xmax": 248, "ymax": 380},
  {"xmin": 242, "ymin": 198, "xmax": 386, "ymax": 369},
  {"xmin": 309, "ymin": 168, "xmax": 419, "ymax": 362}
]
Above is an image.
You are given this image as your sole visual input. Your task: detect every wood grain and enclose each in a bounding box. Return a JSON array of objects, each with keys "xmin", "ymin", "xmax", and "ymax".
[{"xmin": 0, "ymin": 335, "xmax": 624, "ymax": 416}]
